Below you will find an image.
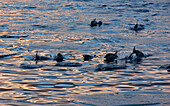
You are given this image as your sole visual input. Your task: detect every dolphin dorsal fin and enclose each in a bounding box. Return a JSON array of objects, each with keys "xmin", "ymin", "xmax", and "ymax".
[
  {"xmin": 115, "ymin": 51, "xmax": 118, "ymax": 54},
  {"xmin": 133, "ymin": 46, "xmax": 136, "ymax": 52}
]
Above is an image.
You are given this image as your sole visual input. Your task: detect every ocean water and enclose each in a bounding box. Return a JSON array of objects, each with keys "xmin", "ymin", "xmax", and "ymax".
[{"xmin": 0, "ymin": 0, "xmax": 169, "ymax": 105}]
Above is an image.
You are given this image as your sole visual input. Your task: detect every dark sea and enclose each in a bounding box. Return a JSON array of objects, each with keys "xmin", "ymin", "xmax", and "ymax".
[{"xmin": 0, "ymin": 0, "xmax": 169, "ymax": 105}]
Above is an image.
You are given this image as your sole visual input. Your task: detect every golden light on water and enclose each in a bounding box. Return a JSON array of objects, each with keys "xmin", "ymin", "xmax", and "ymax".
[{"xmin": 0, "ymin": 0, "xmax": 170, "ymax": 105}]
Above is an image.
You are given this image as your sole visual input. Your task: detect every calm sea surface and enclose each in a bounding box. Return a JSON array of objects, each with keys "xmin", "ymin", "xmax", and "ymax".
[{"xmin": 0, "ymin": 0, "xmax": 170, "ymax": 105}]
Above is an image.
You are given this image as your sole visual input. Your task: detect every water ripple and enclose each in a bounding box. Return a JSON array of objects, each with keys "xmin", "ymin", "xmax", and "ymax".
[{"xmin": 0, "ymin": 0, "xmax": 169, "ymax": 105}]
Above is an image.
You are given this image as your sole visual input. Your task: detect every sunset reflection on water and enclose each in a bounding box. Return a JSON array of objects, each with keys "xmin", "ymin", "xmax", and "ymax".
[{"xmin": 0, "ymin": 0, "xmax": 170, "ymax": 105}]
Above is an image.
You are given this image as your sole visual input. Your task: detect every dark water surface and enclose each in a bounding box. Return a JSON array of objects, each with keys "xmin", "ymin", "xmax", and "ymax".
[{"xmin": 0, "ymin": 0, "xmax": 170, "ymax": 105}]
